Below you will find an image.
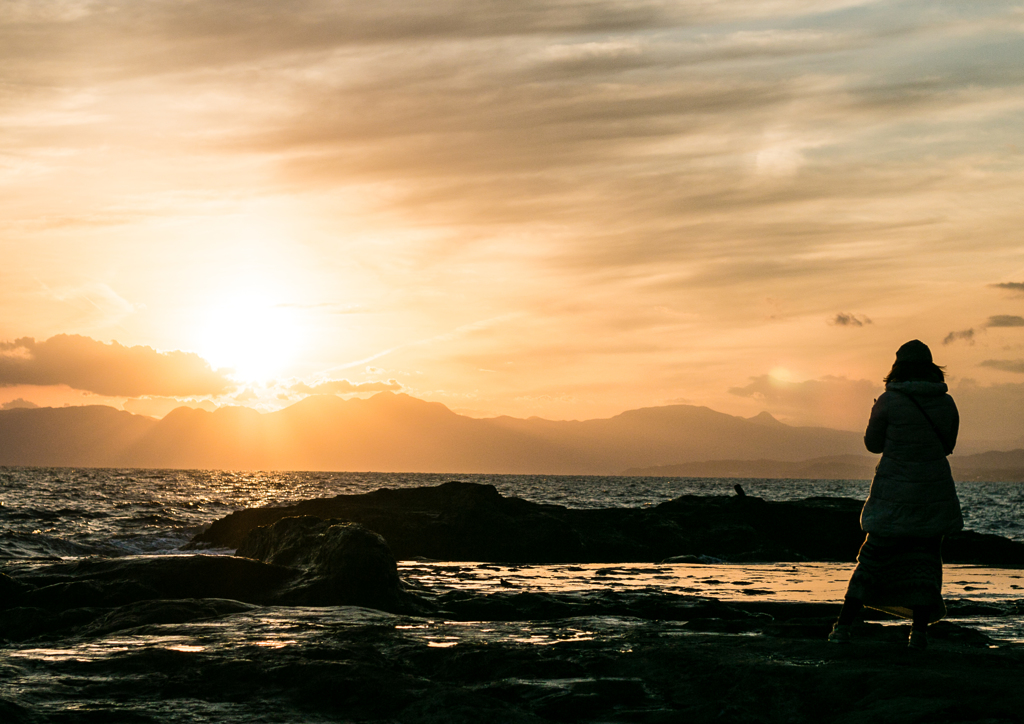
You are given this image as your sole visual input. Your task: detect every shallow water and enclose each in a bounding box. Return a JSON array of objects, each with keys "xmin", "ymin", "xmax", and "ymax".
[
  {"xmin": 401, "ymin": 560, "xmax": 1024, "ymax": 643},
  {"xmin": 401, "ymin": 561, "xmax": 1024, "ymax": 603}
]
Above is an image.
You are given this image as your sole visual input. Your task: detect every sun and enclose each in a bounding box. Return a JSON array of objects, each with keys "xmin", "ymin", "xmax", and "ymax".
[{"xmin": 196, "ymin": 289, "xmax": 305, "ymax": 383}]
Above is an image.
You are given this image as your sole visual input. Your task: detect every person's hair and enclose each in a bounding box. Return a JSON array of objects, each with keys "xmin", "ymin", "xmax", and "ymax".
[{"xmin": 884, "ymin": 360, "xmax": 945, "ymax": 384}]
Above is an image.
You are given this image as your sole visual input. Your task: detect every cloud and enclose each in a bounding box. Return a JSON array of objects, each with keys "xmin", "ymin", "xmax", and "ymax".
[
  {"xmin": 728, "ymin": 374, "xmax": 880, "ymax": 430},
  {"xmin": 0, "ymin": 335, "xmax": 234, "ymax": 397},
  {"xmin": 290, "ymin": 378, "xmax": 402, "ymax": 395},
  {"xmin": 990, "ymin": 282, "xmax": 1024, "ymax": 296},
  {"xmin": 985, "ymin": 315, "xmax": 1024, "ymax": 327},
  {"xmin": 43, "ymin": 281, "xmax": 139, "ymax": 330},
  {"xmin": 979, "ymin": 359, "xmax": 1024, "ymax": 374},
  {"xmin": 0, "ymin": 1, "xmax": 879, "ymax": 72},
  {"xmin": 1, "ymin": 398, "xmax": 40, "ymax": 410},
  {"xmin": 943, "ymin": 329, "xmax": 975, "ymax": 345},
  {"xmin": 829, "ymin": 313, "xmax": 872, "ymax": 327}
]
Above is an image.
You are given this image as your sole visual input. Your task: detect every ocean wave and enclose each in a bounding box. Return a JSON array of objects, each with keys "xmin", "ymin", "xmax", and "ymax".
[
  {"xmin": 120, "ymin": 514, "xmax": 189, "ymax": 527},
  {"xmin": 0, "ymin": 531, "xmax": 114, "ymax": 560},
  {"xmin": 0, "ymin": 506, "xmax": 110, "ymax": 522}
]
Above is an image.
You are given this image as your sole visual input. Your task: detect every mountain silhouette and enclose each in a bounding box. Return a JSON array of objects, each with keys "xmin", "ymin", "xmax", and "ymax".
[
  {"xmin": 2, "ymin": 392, "xmax": 1022, "ymax": 478},
  {"xmin": 0, "ymin": 392, "xmax": 864, "ymax": 473}
]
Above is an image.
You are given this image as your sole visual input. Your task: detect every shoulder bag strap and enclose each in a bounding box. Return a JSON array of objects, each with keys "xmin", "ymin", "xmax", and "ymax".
[{"xmin": 896, "ymin": 390, "xmax": 953, "ymax": 455}]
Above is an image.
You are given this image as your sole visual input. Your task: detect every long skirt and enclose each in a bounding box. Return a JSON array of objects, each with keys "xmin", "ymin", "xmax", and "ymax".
[{"xmin": 844, "ymin": 533, "xmax": 946, "ymax": 623}]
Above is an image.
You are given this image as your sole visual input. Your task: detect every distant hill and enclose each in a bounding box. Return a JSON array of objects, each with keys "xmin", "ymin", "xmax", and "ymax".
[
  {"xmin": 0, "ymin": 405, "xmax": 155, "ymax": 468},
  {"xmin": 624, "ymin": 450, "xmax": 1024, "ymax": 482},
  {"xmin": 953, "ymin": 449, "xmax": 1024, "ymax": 482},
  {"xmin": 0, "ymin": 392, "xmax": 867, "ymax": 474},
  {"xmin": 3, "ymin": 393, "xmax": 1021, "ymax": 478},
  {"xmin": 622, "ymin": 455, "xmax": 879, "ymax": 480}
]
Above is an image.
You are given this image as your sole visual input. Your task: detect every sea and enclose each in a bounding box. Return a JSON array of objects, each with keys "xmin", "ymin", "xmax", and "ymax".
[
  {"xmin": 2, "ymin": 468, "xmax": 1022, "ymax": 559},
  {"xmin": 2, "ymin": 468, "xmax": 1023, "ymax": 722}
]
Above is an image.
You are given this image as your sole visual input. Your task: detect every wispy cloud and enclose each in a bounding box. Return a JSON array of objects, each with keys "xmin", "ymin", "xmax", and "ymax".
[
  {"xmin": 327, "ymin": 314, "xmax": 524, "ymax": 373},
  {"xmin": 829, "ymin": 313, "xmax": 872, "ymax": 327},
  {"xmin": 985, "ymin": 315, "xmax": 1024, "ymax": 327},
  {"xmin": 990, "ymin": 282, "xmax": 1024, "ymax": 296},
  {"xmin": 980, "ymin": 359, "xmax": 1024, "ymax": 374},
  {"xmin": 943, "ymin": 329, "xmax": 976, "ymax": 345}
]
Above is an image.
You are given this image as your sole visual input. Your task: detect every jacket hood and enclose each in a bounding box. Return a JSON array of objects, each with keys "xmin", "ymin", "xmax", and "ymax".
[{"xmin": 885, "ymin": 380, "xmax": 948, "ymax": 396}]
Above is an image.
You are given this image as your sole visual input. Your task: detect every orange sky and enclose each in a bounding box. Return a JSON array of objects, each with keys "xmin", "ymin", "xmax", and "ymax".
[{"xmin": 2, "ymin": 1, "xmax": 1024, "ymax": 447}]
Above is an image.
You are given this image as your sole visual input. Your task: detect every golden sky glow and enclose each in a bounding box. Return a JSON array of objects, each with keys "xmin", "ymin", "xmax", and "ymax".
[{"xmin": 3, "ymin": 1, "xmax": 1024, "ymax": 447}]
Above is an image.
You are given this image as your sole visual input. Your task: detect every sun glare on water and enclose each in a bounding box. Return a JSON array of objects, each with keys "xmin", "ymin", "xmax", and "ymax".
[{"xmin": 197, "ymin": 289, "xmax": 305, "ymax": 383}]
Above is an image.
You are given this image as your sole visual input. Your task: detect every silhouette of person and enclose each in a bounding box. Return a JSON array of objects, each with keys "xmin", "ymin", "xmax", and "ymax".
[{"xmin": 828, "ymin": 340, "xmax": 963, "ymax": 649}]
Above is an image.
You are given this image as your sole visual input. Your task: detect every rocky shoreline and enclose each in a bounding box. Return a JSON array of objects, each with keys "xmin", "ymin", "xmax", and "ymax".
[
  {"xmin": 189, "ymin": 481, "xmax": 1024, "ymax": 565},
  {"xmin": 3, "ymin": 482, "xmax": 1024, "ymax": 723}
]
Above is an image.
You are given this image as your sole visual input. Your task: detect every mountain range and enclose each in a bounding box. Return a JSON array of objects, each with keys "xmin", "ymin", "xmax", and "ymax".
[
  {"xmin": 624, "ymin": 449, "xmax": 1024, "ymax": 482},
  {"xmin": 1, "ymin": 392, "xmax": 1021, "ymax": 480}
]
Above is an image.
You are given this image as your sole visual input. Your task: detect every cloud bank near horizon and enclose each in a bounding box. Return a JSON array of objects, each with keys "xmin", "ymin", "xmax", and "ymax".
[
  {"xmin": 0, "ymin": 335, "xmax": 235, "ymax": 397},
  {"xmin": 289, "ymin": 379, "xmax": 403, "ymax": 395}
]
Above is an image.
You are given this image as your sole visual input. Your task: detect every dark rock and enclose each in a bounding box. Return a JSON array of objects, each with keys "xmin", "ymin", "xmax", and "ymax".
[
  {"xmin": 79, "ymin": 598, "xmax": 257, "ymax": 637},
  {"xmin": 9, "ymin": 555, "xmax": 295, "ymax": 610},
  {"xmin": 0, "ymin": 605, "xmax": 103, "ymax": 642},
  {"xmin": 185, "ymin": 482, "xmax": 868, "ymax": 563},
  {"xmin": 0, "ymin": 571, "xmax": 27, "ymax": 608},
  {"xmin": 432, "ymin": 588, "xmax": 769, "ymax": 624},
  {"xmin": 0, "ymin": 598, "xmax": 257, "ymax": 642},
  {"xmin": 3, "ymin": 581, "xmax": 1024, "ymax": 723},
  {"xmin": 4, "ymin": 539, "xmax": 423, "ymax": 618},
  {"xmin": 0, "ymin": 698, "xmax": 38, "ymax": 724},
  {"xmin": 192, "ymin": 481, "xmax": 586, "ymax": 562},
  {"xmin": 235, "ymin": 516, "xmax": 406, "ymax": 609},
  {"xmin": 927, "ymin": 620, "xmax": 998, "ymax": 647},
  {"xmin": 397, "ymin": 686, "xmax": 548, "ymax": 724},
  {"xmin": 2, "ymin": 520, "xmax": 423, "ymax": 622},
  {"xmin": 530, "ymin": 678, "xmax": 650, "ymax": 722},
  {"xmin": 947, "ymin": 599, "xmax": 1024, "ymax": 618},
  {"xmin": 188, "ymin": 482, "xmax": 1024, "ymax": 564},
  {"xmin": 944, "ymin": 529, "xmax": 1024, "ymax": 564}
]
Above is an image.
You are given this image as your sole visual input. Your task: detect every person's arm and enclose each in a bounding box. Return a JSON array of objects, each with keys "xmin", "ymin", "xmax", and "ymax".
[
  {"xmin": 947, "ymin": 398, "xmax": 959, "ymax": 453},
  {"xmin": 864, "ymin": 394, "xmax": 888, "ymax": 454}
]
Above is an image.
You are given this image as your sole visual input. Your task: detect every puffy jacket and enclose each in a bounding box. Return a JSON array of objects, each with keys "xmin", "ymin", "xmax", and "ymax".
[{"xmin": 860, "ymin": 380, "xmax": 963, "ymax": 537}]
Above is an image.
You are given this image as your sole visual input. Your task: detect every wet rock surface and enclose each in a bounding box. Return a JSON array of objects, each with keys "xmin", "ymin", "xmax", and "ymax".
[
  {"xmin": 1, "ymin": 525, "xmax": 422, "ymax": 631},
  {"xmin": 236, "ymin": 516, "xmax": 410, "ymax": 610},
  {"xmin": 2, "ymin": 592, "xmax": 1023, "ymax": 724},
  {"xmin": 189, "ymin": 481, "xmax": 1024, "ymax": 564}
]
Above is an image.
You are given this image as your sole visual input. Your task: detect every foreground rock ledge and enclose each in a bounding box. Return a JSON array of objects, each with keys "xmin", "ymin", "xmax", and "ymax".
[
  {"xmin": 189, "ymin": 481, "xmax": 1024, "ymax": 564},
  {"xmin": 2, "ymin": 593, "xmax": 1023, "ymax": 724}
]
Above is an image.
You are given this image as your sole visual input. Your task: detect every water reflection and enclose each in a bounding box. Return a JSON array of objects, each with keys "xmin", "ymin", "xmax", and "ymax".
[{"xmin": 402, "ymin": 561, "xmax": 1024, "ymax": 605}]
